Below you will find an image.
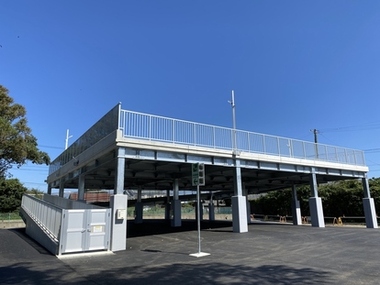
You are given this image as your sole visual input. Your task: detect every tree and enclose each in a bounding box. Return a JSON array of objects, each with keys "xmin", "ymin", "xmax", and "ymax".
[
  {"xmin": 0, "ymin": 177, "xmax": 27, "ymax": 212},
  {"xmin": 0, "ymin": 85, "xmax": 50, "ymax": 177},
  {"xmin": 319, "ymin": 180, "xmax": 363, "ymax": 217}
]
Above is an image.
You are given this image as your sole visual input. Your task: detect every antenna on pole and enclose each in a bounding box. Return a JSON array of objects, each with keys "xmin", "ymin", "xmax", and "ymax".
[{"xmin": 65, "ymin": 129, "xmax": 73, "ymax": 150}]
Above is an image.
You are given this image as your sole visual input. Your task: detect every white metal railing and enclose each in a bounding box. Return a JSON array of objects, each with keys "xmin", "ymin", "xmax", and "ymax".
[
  {"xmin": 21, "ymin": 195, "xmax": 62, "ymax": 242},
  {"xmin": 119, "ymin": 109, "xmax": 366, "ymax": 166}
]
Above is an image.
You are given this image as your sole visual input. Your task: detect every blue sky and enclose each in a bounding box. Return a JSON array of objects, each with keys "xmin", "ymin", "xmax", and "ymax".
[{"xmin": 1, "ymin": 1, "xmax": 380, "ymax": 191}]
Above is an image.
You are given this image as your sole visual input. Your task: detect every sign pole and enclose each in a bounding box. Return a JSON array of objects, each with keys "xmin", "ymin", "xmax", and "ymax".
[
  {"xmin": 190, "ymin": 163, "xmax": 210, "ymax": 258},
  {"xmin": 197, "ymin": 183, "xmax": 201, "ymax": 254}
]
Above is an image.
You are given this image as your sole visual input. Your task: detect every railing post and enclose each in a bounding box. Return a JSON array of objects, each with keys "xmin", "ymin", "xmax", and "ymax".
[
  {"xmin": 172, "ymin": 118, "xmax": 175, "ymax": 143},
  {"xmin": 288, "ymin": 139, "xmax": 292, "ymax": 157},
  {"xmin": 248, "ymin": 132, "xmax": 251, "ymax": 153},
  {"xmin": 263, "ymin": 135, "xmax": 266, "ymax": 154},
  {"xmin": 344, "ymin": 148, "xmax": 348, "ymax": 164},
  {"xmin": 213, "ymin": 126, "xmax": 216, "ymax": 149},
  {"xmin": 149, "ymin": 115, "xmax": 152, "ymax": 141},
  {"xmin": 302, "ymin": 141, "xmax": 306, "ymax": 159},
  {"xmin": 193, "ymin": 123, "xmax": 196, "ymax": 146}
]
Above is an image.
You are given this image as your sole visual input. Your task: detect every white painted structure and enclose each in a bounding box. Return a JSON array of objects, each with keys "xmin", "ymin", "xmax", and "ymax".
[{"xmin": 36, "ymin": 103, "xmax": 377, "ymax": 252}]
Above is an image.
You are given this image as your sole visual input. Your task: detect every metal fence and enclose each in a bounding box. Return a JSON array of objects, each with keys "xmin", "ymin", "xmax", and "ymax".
[
  {"xmin": 120, "ymin": 109, "xmax": 366, "ymax": 166},
  {"xmin": 48, "ymin": 105, "xmax": 366, "ymax": 177}
]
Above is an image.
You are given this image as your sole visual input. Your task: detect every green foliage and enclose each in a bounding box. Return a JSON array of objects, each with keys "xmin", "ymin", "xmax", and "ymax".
[
  {"xmin": 26, "ymin": 188, "xmax": 44, "ymax": 199},
  {"xmin": 319, "ymin": 180, "xmax": 363, "ymax": 217},
  {"xmin": 0, "ymin": 85, "xmax": 50, "ymax": 177},
  {"xmin": 0, "ymin": 177, "xmax": 27, "ymax": 212},
  {"xmin": 252, "ymin": 190, "xmax": 292, "ymax": 216},
  {"xmin": 0, "ymin": 211, "xmax": 21, "ymax": 220},
  {"xmin": 251, "ymin": 178, "xmax": 380, "ymax": 217}
]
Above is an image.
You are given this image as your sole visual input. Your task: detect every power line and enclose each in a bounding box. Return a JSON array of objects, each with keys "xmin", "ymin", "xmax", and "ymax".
[
  {"xmin": 319, "ymin": 122, "xmax": 380, "ymax": 133},
  {"xmin": 22, "ymin": 181, "xmax": 47, "ymax": 185},
  {"xmin": 39, "ymin": 144, "xmax": 64, "ymax": 150},
  {"xmin": 364, "ymin": 148, "xmax": 380, "ymax": 153},
  {"xmin": 11, "ymin": 168, "xmax": 48, "ymax": 173}
]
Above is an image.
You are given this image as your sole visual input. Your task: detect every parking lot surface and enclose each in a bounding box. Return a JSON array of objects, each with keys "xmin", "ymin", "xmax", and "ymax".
[{"xmin": 1, "ymin": 220, "xmax": 379, "ymax": 284}]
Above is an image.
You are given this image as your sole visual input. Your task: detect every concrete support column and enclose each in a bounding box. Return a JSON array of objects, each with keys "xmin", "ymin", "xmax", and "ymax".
[
  {"xmin": 78, "ymin": 174, "xmax": 85, "ymax": 201},
  {"xmin": 135, "ymin": 188, "xmax": 143, "ymax": 224},
  {"xmin": 110, "ymin": 147, "xmax": 127, "ymax": 252},
  {"xmin": 59, "ymin": 179, "xmax": 65, "ymax": 198},
  {"xmin": 171, "ymin": 179, "xmax": 181, "ymax": 227},
  {"xmin": 114, "ymin": 147, "xmax": 125, "ymax": 195},
  {"xmin": 110, "ymin": 194, "xmax": 128, "ymax": 252},
  {"xmin": 243, "ymin": 184, "xmax": 251, "ymax": 224},
  {"xmin": 47, "ymin": 184, "xmax": 52, "ymax": 195},
  {"xmin": 362, "ymin": 177, "xmax": 378, "ymax": 228},
  {"xmin": 209, "ymin": 191, "xmax": 215, "ymax": 221},
  {"xmin": 309, "ymin": 168, "xmax": 325, "ymax": 227},
  {"xmin": 232, "ymin": 159, "xmax": 248, "ymax": 233},
  {"xmin": 165, "ymin": 189, "xmax": 171, "ymax": 220},
  {"xmin": 291, "ymin": 185, "xmax": 302, "ymax": 225}
]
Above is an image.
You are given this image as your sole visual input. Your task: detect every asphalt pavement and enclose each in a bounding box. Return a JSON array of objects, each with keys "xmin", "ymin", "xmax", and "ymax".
[{"xmin": 1, "ymin": 220, "xmax": 379, "ymax": 284}]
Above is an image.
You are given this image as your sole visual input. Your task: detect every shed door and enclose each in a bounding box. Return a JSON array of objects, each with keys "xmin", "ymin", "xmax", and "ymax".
[{"xmin": 61, "ymin": 209, "xmax": 110, "ymax": 254}]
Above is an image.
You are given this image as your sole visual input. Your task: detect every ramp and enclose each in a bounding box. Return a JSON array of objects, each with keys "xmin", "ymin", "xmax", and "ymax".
[{"xmin": 21, "ymin": 194, "xmax": 111, "ymax": 255}]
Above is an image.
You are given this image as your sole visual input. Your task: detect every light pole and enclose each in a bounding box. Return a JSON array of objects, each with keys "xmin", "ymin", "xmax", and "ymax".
[{"xmin": 229, "ymin": 90, "xmax": 237, "ymax": 155}]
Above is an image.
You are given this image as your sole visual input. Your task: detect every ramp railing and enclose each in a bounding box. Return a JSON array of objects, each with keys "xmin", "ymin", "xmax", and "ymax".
[
  {"xmin": 21, "ymin": 194, "xmax": 111, "ymax": 255},
  {"xmin": 21, "ymin": 194, "xmax": 62, "ymax": 242}
]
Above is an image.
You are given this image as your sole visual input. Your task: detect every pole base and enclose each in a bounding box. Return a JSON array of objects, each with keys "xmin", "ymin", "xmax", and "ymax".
[{"xmin": 189, "ymin": 252, "xmax": 210, "ymax": 258}]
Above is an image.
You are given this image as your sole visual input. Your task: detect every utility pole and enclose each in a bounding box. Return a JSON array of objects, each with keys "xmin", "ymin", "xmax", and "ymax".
[
  {"xmin": 65, "ymin": 129, "xmax": 73, "ymax": 150},
  {"xmin": 311, "ymin": 129, "xmax": 319, "ymax": 158},
  {"xmin": 312, "ymin": 129, "xmax": 319, "ymax": 144}
]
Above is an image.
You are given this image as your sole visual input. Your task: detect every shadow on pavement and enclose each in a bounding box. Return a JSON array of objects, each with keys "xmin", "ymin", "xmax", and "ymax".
[
  {"xmin": 0, "ymin": 261, "xmax": 334, "ymax": 284},
  {"xmin": 127, "ymin": 219, "xmax": 233, "ymax": 237}
]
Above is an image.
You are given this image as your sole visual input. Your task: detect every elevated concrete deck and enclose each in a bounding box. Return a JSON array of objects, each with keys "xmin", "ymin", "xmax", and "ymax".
[{"xmin": 42, "ymin": 104, "xmax": 377, "ymax": 253}]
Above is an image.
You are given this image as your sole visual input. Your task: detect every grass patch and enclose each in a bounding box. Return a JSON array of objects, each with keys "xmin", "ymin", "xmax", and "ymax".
[{"xmin": 0, "ymin": 211, "xmax": 22, "ymax": 221}]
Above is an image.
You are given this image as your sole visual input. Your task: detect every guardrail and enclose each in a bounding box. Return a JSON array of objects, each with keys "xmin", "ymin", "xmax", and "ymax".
[{"xmin": 120, "ymin": 109, "xmax": 366, "ymax": 166}]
